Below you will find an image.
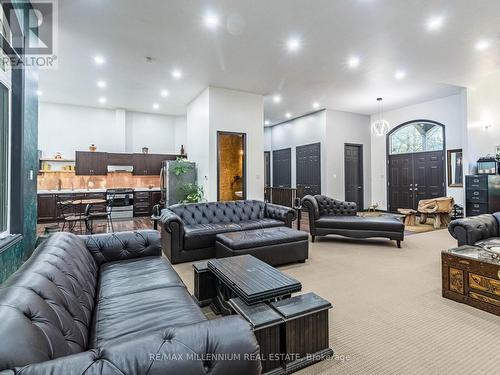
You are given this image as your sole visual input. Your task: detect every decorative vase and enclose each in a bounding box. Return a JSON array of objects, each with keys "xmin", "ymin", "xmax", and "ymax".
[
  {"xmin": 89, "ymin": 144, "xmax": 97, "ymax": 152},
  {"xmin": 142, "ymin": 147, "xmax": 149, "ymax": 154},
  {"xmin": 180, "ymin": 144, "xmax": 185, "ymax": 155},
  {"xmin": 54, "ymin": 152, "xmax": 62, "ymax": 159}
]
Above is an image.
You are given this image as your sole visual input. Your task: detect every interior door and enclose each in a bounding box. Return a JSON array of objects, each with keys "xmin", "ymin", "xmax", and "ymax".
[
  {"xmin": 388, "ymin": 154, "xmax": 414, "ymax": 211},
  {"xmin": 264, "ymin": 151, "xmax": 271, "ymax": 187},
  {"xmin": 272, "ymin": 148, "xmax": 291, "ymax": 187},
  {"xmin": 344, "ymin": 144, "xmax": 364, "ymax": 208},
  {"xmin": 296, "ymin": 143, "xmax": 321, "ymax": 196}
]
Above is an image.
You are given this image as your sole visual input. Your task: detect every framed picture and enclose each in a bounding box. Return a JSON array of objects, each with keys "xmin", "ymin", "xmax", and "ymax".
[{"xmin": 447, "ymin": 149, "xmax": 463, "ymax": 187}]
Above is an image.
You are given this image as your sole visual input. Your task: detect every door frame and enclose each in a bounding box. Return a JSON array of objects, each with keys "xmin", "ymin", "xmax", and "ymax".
[
  {"xmin": 217, "ymin": 131, "xmax": 247, "ymax": 201},
  {"xmin": 296, "ymin": 142, "xmax": 322, "ymax": 196},
  {"xmin": 264, "ymin": 150, "xmax": 271, "ymax": 187},
  {"xmin": 344, "ymin": 143, "xmax": 364, "ymax": 209},
  {"xmin": 386, "ymin": 119, "xmax": 446, "ymax": 212}
]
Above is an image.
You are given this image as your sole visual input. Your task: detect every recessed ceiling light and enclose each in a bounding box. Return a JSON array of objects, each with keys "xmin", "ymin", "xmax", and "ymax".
[
  {"xmin": 93, "ymin": 55, "xmax": 106, "ymax": 65},
  {"xmin": 312, "ymin": 102, "xmax": 320, "ymax": 109},
  {"xmin": 264, "ymin": 120, "xmax": 270, "ymax": 125},
  {"xmin": 153, "ymin": 103, "xmax": 160, "ymax": 110},
  {"xmin": 171, "ymin": 69, "xmax": 183, "ymax": 79},
  {"xmin": 475, "ymin": 40, "xmax": 491, "ymax": 51},
  {"xmin": 286, "ymin": 37, "xmax": 301, "ymax": 52},
  {"xmin": 204, "ymin": 13, "xmax": 220, "ymax": 29},
  {"xmin": 347, "ymin": 56, "xmax": 360, "ymax": 69},
  {"xmin": 285, "ymin": 112, "xmax": 292, "ymax": 119},
  {"xmin": 160, "ymin": 89, "xmax": 169, "ymax": 97},
  {"xmin": 394, "ymin": 70, "xmax": 406, "ymax": 80},
  {"xmin": 97, "ymin": 80, "xmax": 107, "ymax": 89},
  {"xmin": 36, "ymin": 90, "xmax": 43, "ymax": 96},
  {"xmin": 98, "ymin": 97, "xmax": 107, "ymax": 104},
  {"xmin": 426, "ymin": 16, "xmax": 444, "ymax": 31},
  {"xmin": 272, "ymin": 95, "xmax": 282, "ymax": 103}
]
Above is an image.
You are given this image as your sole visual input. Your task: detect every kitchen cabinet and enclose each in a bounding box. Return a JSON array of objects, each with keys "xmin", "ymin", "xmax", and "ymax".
[
  {"xmin": 132, "ymin": 154, "xmax": 177, "ymax": 176},
  {"xmin": 37, "ymin": 194, "xmax": 57, "ymax": 222},
  {"xmin": 75, "ymin": 151, "xmax": 108, "ymax": 176},
  {"xmin": 133, "ymin": 190, "xmax": 162, "ymax": 217}
]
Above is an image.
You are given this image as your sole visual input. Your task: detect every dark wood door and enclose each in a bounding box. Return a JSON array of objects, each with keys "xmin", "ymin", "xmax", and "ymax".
[
  {"xmin": 388, "ymin": 151, "xmax": 445, "ymax": 211},
  {"xmin": 264, "ymin": 151, "xmax": 271, "ymax": 187},
  {"xmin": 296, "ymin": 143, "xmax": 321, "ymax": 196},
  {"xmin": 388, "ymin": 154, "xmax": 414, "ymax": 211},
  {"xmin": 344, "ymin": 144, "xmax": 364, "ymax": 208},
  {"xmin": 272, "ymin": 148, "xmax": 291, "ymax": 187}
]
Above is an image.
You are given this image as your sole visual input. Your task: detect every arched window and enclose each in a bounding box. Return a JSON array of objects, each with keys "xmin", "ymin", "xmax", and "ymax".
[{"xmin": 389, "ymin": 121, "xmax": 444, "ymax": 155}]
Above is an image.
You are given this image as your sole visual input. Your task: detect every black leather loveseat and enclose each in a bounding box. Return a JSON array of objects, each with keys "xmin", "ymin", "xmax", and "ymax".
[
  {"xmin": 448, "ymin": 212, "xmax": 500, "ymax": 247},
  {"xmin": 302, "ymin": 195, "xmax": 405, "ymax": 247},
  {"xmin": 0, "ymin": 230, "xmax": 260, "ymax": 374},
  {"xmin": 160, "ymin": 200, "xmax": 296, "ymax": 264}
]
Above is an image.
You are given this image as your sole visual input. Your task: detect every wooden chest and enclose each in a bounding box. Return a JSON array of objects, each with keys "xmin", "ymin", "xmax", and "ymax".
[{"xmin": 442, "ymin": 246, "xmax": 500, "ymax": 316}]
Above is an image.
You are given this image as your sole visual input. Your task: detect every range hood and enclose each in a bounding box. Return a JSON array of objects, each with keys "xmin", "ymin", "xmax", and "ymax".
[{"xmin": 107, "ymin": 165, "xmax": 134, "ymax": 173}]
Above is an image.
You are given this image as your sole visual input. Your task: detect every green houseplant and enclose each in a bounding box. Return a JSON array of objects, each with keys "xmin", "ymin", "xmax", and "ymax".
[
  {"xmin": 180, "ymin": 183, "xmax": 204, "ymax": 203},
  {"xmin": 173, "ymin": 157, "xmax": 193, "ymax": 176}
]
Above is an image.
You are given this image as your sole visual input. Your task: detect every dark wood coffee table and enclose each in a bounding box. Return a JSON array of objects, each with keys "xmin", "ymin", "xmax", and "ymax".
[{"xmin": 207, "ymin": 255, "xmax": 302, "ymax": 314}]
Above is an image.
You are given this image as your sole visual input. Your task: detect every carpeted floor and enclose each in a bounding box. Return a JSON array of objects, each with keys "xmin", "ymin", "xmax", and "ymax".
[{"xmin": 173, "ymin": 230, "xmax": 500, "ymax": 375}]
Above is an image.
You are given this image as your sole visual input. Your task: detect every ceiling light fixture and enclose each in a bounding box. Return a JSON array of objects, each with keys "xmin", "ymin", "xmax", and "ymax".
[
  {"xmin": 204, "ymin": 13, "xmax": 220, "ymax": 29},
  {"xmin": 97, "ymin": 80, "xmax": 107, "ymax": 88},
  {"xmin": 394, "ymin": 70, "xmax": 406, "ymax": 80},
  {"xmin": 264, "ymin": 120, "xmax": 270, "ymax": 126},
  {"xmin": 153, "ymin": 103, "xmax": 160, "ymax": 110},
  {"xmin": 475, "ymin": 40, "xmax": 491, "ymax": 51},
  {"xmin": 171, "ymin": 69, "xmax": 183, "ymax": 79},
  {"xmin": 371, "ymin": 98, "xmax": 390, "ymax": 136},
  {"xmin": 160, "ymin": 89, "xmax": 169, "ymax": 97},
  {"xmin": 286, "ymin": 37, "xmax": 301, "ymax": 52},
  {"xmin": 347, "ymin": 56, "xmax": 360, "ymax": 69},
  {"xmin": 312, "ymin": 102, "xmax": 320, "ymax": 109},
  {"xmin": 426, "ymin": 16, "xmax": 444, "ymax": 31},
  {"xmin": 98, "ymin": 97, "xmax": 107, "ymax": 104},
  {"xmin": 93, "ymin": 55, "xmax": 106, "ymax": 65},
  {"xmin": 285, "ymin": 112, "xmax": 292, "ymax": 119},
  {"xmin": 36, "ymin": 90, "xmax": 43, "ymax": 96},
  {"xmin": 273, "ymin": 95, "xmax": 282, "ymax": 103}
]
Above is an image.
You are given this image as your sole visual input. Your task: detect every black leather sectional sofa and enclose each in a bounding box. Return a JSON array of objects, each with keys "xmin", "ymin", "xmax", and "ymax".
[
  {"xmin": 302, "ymin": 195, "xmax": 405, "ymax": 247},
  {"xmin": 160, "ymin": 200, "xmax": 296, "ymax": 264},
  {"xmin": 448, "ymin": 212, "xmax": 500, "ymax": 247},
  {"xmin": 0, "ymin": 231, "xmax": 261, "ymax": 374}
]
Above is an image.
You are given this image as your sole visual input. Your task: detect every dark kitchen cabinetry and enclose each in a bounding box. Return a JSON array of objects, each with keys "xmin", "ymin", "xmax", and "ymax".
[
  {"xmin": 132, "ymin": 154, "xmax": 177, "ymax": 176},
  {"xmin": 465, "ymin": 175, "xmax": 500, "ymax": 216},
  {"xmin": 37, "ymin": 192, "xmax": 107, "ymax": 223},
  {"xmin": 133, "ymin": 190, "xmax": 162, "ymax": 217},
  {"xmin": 75, "ymin": 151, "xmax": 108, "ymax": 176}
]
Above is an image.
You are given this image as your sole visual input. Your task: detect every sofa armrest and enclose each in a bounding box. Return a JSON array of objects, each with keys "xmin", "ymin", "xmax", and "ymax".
[
  {"xmin": 160, "ymin": 209, "xmax": 185, "ymax": 263},
  {"xmin": 265, "ymin": 203, "xmax": 296, "ymax": 227},
  {"xmin": 301, "ymin": 195, "xmax": 319, "ymax": 219},
  {"xmin": 160, "ymin": 208, "xmax": 184, "ymax": 233},
  {"xmin": 448, "ymin": 214, "xmax": 499, "ymax": 246},
  {"xmin": 2, "ymin": 317, "xmax": 261, "ymax": 375},
  {"xmin": 81, "ymin": 230, "xmax": 161, "ymax": 266}
]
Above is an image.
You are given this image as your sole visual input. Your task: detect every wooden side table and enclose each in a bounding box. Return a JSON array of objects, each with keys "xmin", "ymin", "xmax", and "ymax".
[
  {"xmin": 270, "ymin": 293, "xmax": 333, "ymax": 373},
  {"xmin": 229, "ymin": 298, "xmax": 285, "ymax": 375}
]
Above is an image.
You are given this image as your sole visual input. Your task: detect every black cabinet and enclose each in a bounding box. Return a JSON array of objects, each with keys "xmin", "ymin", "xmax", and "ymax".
[
  {"xmin": 75, "ymin": 151, "xmax": 108, "ymax": 176},
  {"xmin": 133, "ymin": 190, "xmax": 162, "ymax": 216},
  {"xmin": 465, "ymin": 175, "xmax": 500, "ymax": 216},
  {"xmin": 132, "ymin": 154, "xmax": 177, "ymax": 175},
  {"xmin": 37, "ymin": 194, "xmax": 57, "ymax": 222}
]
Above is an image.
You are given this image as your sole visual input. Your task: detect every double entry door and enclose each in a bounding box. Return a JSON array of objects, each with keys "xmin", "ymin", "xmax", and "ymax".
[{"xmin": 388, "ymin": 150, "xmax": 445, "ymax": 211}]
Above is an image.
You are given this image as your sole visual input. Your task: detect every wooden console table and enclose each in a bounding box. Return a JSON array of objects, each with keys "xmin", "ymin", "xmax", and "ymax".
[{"xmin": 442, "ymin": 246, "xmax": 500, "ymax": 316}]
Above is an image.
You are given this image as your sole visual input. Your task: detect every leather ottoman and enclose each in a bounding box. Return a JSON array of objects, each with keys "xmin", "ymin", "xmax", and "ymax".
[{"xmin": 215, "ymin": 227, "xmax": 309, "ymax": 266}]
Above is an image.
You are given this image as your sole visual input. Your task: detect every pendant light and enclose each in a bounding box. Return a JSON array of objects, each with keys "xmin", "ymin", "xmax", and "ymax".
[{"xmin": 371, "ymin": 97, "xmax": 390, "ymax": 136}]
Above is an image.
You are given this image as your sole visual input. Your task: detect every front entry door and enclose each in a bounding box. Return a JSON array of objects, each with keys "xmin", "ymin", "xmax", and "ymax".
[
  {"xmin": 344, "ymin": 144, "xmax": 364, "ymax": 209},
  {"xmin": 296, "ymin": 143, "xmax": 321, "ymax": 196},
  {"xmin": 388, "ymin": 151, "xmax": 445, "ymax": 211}
]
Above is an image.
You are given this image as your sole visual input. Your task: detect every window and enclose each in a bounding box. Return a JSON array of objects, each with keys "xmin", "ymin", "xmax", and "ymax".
[
  {"xmin": 0, "ymin": 66, "xmax": 10, "ymax": 238},
  {"xmin": 389, "ymin": 121, "xmax": 444, "ymax": 155}
]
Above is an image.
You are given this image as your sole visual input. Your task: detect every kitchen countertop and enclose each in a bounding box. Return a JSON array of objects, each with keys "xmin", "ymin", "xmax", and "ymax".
[{"xmin": 38, "ymin": 188, "xmax": 161, "ymax": 194}]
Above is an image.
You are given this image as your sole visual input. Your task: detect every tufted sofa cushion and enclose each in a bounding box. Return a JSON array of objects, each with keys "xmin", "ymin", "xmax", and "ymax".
[
  {"xmin": 314, "ymin": 195, "xmax": 357, "ymax": 216},
  {"xmin": 169, "ymin": 200, "xmax": 266, "ymax": 225},
  {"xmin": 0, "ymin": 233, "xmax": 98, "ymax": 369}
]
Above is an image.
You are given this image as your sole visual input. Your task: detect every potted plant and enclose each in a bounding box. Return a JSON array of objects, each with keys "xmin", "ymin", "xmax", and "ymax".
[{"xmin": 180, "ymin": 183, "xmax": 204, "ymax": 203}]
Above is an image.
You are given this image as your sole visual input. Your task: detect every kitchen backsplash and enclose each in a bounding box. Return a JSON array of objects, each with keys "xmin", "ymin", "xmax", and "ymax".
[{"xmin": 37, "ymin": 172, "xmax": 160, "ymax": 191}]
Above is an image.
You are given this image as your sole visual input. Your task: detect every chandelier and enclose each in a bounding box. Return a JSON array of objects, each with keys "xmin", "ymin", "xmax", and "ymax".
[{"xmin": 371, "ymin": 97, "xmax": 390, "ymax": 136}]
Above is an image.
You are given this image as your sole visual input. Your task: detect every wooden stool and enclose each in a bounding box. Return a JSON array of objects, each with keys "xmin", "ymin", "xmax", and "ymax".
[{"xmin": 398, "ymin": 209, "xmax": 417, "ymax": 226}]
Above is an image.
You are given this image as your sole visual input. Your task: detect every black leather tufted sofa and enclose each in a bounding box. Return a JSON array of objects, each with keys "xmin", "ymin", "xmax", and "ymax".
[
  {"xmin": 160, "ymin": 200, "xmax": 296, "ymax": 264},
  {"xmin": 302, "ymin": 195, "xmax": 405, "ymax": 247},
  {"xmin": 0, "ymin": 230, "xmax": 261, "ymax": 374},
  {"xmin": 448, "ymin": 212, "xmax": 500, "ymax": 247}
]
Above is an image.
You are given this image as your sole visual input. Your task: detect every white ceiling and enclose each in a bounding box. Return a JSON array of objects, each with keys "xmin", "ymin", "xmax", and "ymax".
[{"xmin": 40, "ymin": 0, "xmax": 500, "ymax": 126}]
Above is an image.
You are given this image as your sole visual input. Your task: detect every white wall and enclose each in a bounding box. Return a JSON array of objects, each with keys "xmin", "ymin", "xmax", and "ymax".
[
  {"xmin": 467, "ymin": 71, "xmax": 500, "ymax": 171},
  {"xmin": 38, "ymin": 102, "xmax": 187, "ymax": 158},
  {"xmin": 370, "ymin": 92, "xmax": 467, "ymax": 210}
]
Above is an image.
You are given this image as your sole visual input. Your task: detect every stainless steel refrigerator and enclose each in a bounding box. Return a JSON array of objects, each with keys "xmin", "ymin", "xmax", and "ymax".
[{"xmin": 160, "ymin": 160, "xmax": 197, "ymax": 207}]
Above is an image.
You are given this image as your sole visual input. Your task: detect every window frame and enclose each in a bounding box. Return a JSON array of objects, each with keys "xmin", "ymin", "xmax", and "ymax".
[
  {"xmin": 388, "ymin": 120, "xmax": 444, "ymax": 155},
  {"xmin": 0, "ymin": 60, "xmax": 11, "ymax": 240}
]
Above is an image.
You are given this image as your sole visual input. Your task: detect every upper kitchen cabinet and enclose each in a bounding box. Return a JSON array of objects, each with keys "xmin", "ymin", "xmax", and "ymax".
[
  {"xmin": 133, "ymin": 153, "xmax": 178, "ymax": 175},
  {"xmin": 75, "ymin": 151, "xmax": 108, "ymax": 175}
]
